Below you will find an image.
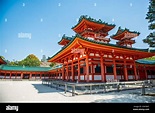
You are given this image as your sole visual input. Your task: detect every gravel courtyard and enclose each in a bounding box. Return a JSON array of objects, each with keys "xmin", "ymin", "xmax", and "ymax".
[{"xmin": 0, "ymin": 80, "xmax": 155, "ymax": 103}]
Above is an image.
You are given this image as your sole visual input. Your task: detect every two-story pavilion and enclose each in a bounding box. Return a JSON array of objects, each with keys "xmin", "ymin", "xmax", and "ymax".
[{"xmin": 48, "ymin": 15, "xmax": 155, "ymax": 82}]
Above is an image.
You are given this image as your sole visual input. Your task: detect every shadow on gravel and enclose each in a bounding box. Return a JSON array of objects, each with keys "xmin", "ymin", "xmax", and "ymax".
[
  {"xmin": 32, "ymin": 84, "xmax": 62, "ymax": 93},
  {"xmin": 32, "ymin": 84, "xmax": 74, "ymax": 97}
]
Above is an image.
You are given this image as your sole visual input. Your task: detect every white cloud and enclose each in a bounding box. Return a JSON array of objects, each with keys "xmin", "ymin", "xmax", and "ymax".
[
  {"xmin": 23, "ymin": 3, "xmax": 25, "ymax": 7},
  {"xmin": 94, "ymin": 3, "xmax": 97, "ymax": 7},
  {"xmin": 4, "ymin": 49, "xmax": 7, "ymax": 53},
  {"xmin": 5, "ymin": 18, "xmax": 7, "ymax": 22},
  {"xmin": 58, "ymin": 3, "xmax": 61, "ymax": 7},
  {"xmin": 40, "ymin": 18, "xmax": 43, "ymax": 22},
  {"xmin": 130, "ymin": 3, "xmax": 132, "ymax": 7},
  {"xmin": 112, "ymin": 18, "xmax": 115, "ymax": 22}
]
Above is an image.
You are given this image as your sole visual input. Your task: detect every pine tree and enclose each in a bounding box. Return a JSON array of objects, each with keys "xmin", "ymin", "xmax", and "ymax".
[
  {"xmin": 143, "ymin": 0, "xmax": 155, "ymax": 47},
  {"xmin": 18, "ymin": 54, "xmax": 41, "ymax": 67}
]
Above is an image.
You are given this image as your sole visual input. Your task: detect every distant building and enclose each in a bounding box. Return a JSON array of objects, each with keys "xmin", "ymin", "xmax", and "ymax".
[{"xmin": 41, "ymin": 55, "xmax": 47, "ymax": 62}]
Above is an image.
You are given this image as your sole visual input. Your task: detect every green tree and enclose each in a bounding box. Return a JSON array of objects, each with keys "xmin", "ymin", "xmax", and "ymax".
[
  {"xmin": 8, "ymin": 61, "xmax": 19, "ymax": 66},
  {"xmin": 49, "ymin": 62, "xmax": 56, "ymax": 67},
  {"xmin": 18, "ymin": 54, "xmax": 41, "ymax": 67},
  {"xmin": 145, "ymin": 56, "xmax": 155, "ymax": 60},
  {"xmin": 143, "ymin": 0, "xmax": 155, "ymax": 47}
]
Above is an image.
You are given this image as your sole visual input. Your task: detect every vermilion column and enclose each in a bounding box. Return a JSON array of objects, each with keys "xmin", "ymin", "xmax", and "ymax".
[
  {"xmin": 124, "ymin": 59, "xmax": 128, "ymax": 81},
  {"xmin": 21, "ymin": 72, "xmax": 23, "ymax": 79},
  {"xmin": 40, "ymin": 73, "xmax": 42, "ymax": 79},
  {"xmin": 58, "ymin": 71, "xmax": 60, "ymax": 79},
  {"xmin": 34, "ymin": 72, "xmax": 36, "ymax": 79},
  {"xmin": 133, "ymin": 61, "xmax": 138, "ymax": 80},
  {"xmin": 100, "ymin": 55, "xmax": 105, "ymax": 82},
  {"xmin": 10, "ymin": 71, "xmax": 12, "ymax": 79},
  {"xmin": 71, "ymin": 60, "xmax": 74, "ymax": 81},
  {"xmin": 144, "ymin": 66, "xmax": 147, "ymax": 80},
  {"xmin": 48, "ymin": 73, "xmax": 51, "ymax": 79},
  {"xmin": 113, "ymin": 57, "xmax": 117, "ymax": 80},
  {"xmin": 4, "ymin": 72, "xmax": 6, "ymax": 79},
  {"xmin": 44, "ymin": 72, "xmax": 47, "ymax": 79},
  {"xmin": 66, "ymin": 62, "xmax": 69, "ymax": 81},
  {"xmin": 62, "ymin": 65, "xmax": 65, "ymax": 80},
  {"xmin": 91, "ymin": 64, "xmax": 94, "ymax": 81},
  {"xmin": 30, "ymin": 73, "xmax": 32, "ymax": 79},
  {"xmin": 57, "ymin": 71, "xmax": 59, "ymax": 79},
  {"xmin": 85, "ymin": 53, "xmax": 89, "ymax": 82},
  {"xmin": 78, "ymin": 55, "xmax": 80, "ymax": 82}
]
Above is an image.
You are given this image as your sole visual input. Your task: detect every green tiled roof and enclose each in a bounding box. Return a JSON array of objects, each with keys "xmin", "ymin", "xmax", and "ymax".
[
  {"xmin": 72, "ymin": 15, "xmax": 115, "ymax": 29},
  {"xmin": 111, "ymin": 26, "xmax": 140, "ymax": 38},
  {"xmin": 0, "ymin": 65, "xmax": 59, "ymax": 72},
  {"xmin": 48, "ymin": 34, "xmax": 154, "ymax": 61},
  {"xmin": 136, "ymin": 59, "xmax": 155, "ymax": 65},
  {"xmin": 58, "ymin": 34, "xmax": 74, "ymax": 44}
]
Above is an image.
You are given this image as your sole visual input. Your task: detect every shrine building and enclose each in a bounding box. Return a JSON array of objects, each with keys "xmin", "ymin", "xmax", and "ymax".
[
  {"xmin": 48, "ymin": 15, "xmax": 155, "ymax": 82},
  {"xmin": 0, "ymin": 15, "xmax": 155, "ymax": 82}
]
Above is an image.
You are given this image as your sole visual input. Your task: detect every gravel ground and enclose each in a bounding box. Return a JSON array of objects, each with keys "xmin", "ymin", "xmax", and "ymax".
[{"xmin": 0, "ymin": 81, "xmax": 155, "ymax": 103}]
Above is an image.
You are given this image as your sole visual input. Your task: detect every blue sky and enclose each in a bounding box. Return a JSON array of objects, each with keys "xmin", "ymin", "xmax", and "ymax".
[{"xmin": 0, "ymin": 0, "xmax": 150, "ymax": 61}]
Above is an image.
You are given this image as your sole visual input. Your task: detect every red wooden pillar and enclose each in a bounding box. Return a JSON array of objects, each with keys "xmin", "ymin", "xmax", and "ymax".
[
  {"xmin": 40, "ymin": 73, "xmax": 42, "ymax": 79},
  {"xmin": 55, "ymin": 72, "xmax": 57, "ymax": 79},
  {"xmin": 100, "ymin": 54, "xmax": 105, "ymax": 82},
  {"xmin": 4, "ymin": 72, "xmax": 6, "ymax": 79},
  {"xmin": 30, "ymin": 73, "xmax": 32, "ymax": 79},
  {"xmin": 21, "ymin": 72, "xmax": 23, "ymax": 79},
  {"xmin": 133, "ymin": 61, "xmax": 138, "ymax": 80},
  {"xmin": 78, "ymin": 55, "xmax": 80, "ymax": 82},
  {"xmin": 113, "ymin": 56, "xmax": 117, "ymax": 80},
  {"xmin": 66, "ymin": 61, "xmax": 69, "ymax": 81},
  {"xmin": 85, "ymin": 53, "xmax": 89, "ymax": 82},
  {"xmin": 71, "ymin": 59, "xmax": 74, "ymax": 81},
  {"xmin": 35, "ymin": 73, "xmax": 36, "ymax": 79},
  {"xmin": 48, "ymin": 73, "xmax": 50, "ymax": 79},
  {"xmin": 57, "ymin": 71, "xmax": 58, "ymax": 79},
  {"xmin": 58, "ymin": 71, "xmax": 60, "ymax": 79},
  {"xmin": 44, "ymin": 73, "xmax": 46, "ymax": 79},
  {"xmin": 10, "ymin": 71, "xmax": 12, "ymax": 79},
  {"xmin": 62, "ymin": 65, "xmax": 65, "ymax": 80},
  {"xmin": 124, "ymin": 57, "xmax": 128, "ymax": 81},
  {"xmin": 50, "ymin": 72, "xmax": 52, "ymax": 79},
  {"xmin": 120, "ymin": 67, "xmax": 122, "ymax": 80},
  {"xmin": 136, "ymin": 66, "xmax": 139, "ymax": 80},
  {"xmin": 144, "ymin": 66, "xmax": 147, "ymax": 80},
  {"xmin": 51, "ymin": 73, "xmax": 53, "ymax": 79},
  {"xmin": 15, "ymin": 72, "xmax": 17, "ymax": 79},
  {"xmin": 91, "ymin": 64, "xmax": 94, "ymax": 81}
]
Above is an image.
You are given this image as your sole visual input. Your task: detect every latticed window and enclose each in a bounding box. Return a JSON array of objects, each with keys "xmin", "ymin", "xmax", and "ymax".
[
  {"xmin": 95, "ymin": 65, "xmax": 101, "ymax": 73},
  {"xmin": 80, "ymin": 67, "xmax": 83, "ymax": 74},
  {"xmin": 106, "ymin": 66, "xmax": 113, "ymax": 73},
  {"xmin": 127, "ymin": 70, "xmax": 134, "ymax": 75}
]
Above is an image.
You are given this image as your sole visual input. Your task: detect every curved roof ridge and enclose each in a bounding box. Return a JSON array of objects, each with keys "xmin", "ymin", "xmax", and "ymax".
[{"xmin": 72, "ymin": 15, "xmax": 115, "ymax": 29}]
